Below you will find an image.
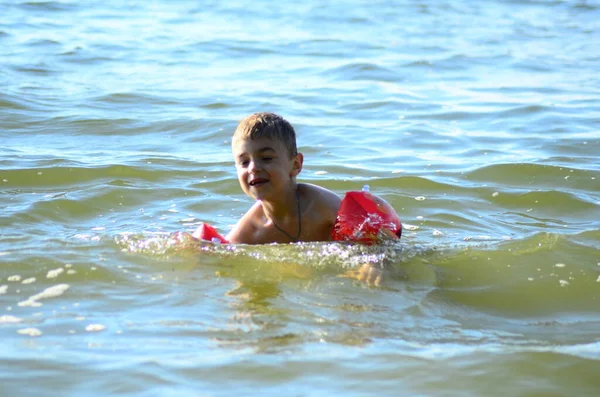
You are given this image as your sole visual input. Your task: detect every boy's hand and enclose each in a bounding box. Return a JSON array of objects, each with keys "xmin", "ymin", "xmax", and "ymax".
[
  {"xmin": 343, "ymin": 263, "xmax": 383, "ymax": 287},
  {"xmin": 169, "ymin": 231, "xmax": 202, "ymax": 250},
  {"xmin": 357, "ymin": 263, "xmax": 383, "ymax": 286}
]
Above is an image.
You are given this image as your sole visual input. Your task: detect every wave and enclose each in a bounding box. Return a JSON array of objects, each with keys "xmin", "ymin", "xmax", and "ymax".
[
  {"xmin": 325, "ymin": 62, "xmax": 400, "ymax": 83},
  {"xmin": 466, "ymin": 162, "xmax": 599, "ymax": 190},
  {"xmin": 112, "ymin": 229, "xmax": 600, "ymax": 317},
  {"xmin": 0, "ymin": 163, "xmax": 227, "ymax": 188},
  {"xmin": 19, "ymin": 1, "xmax": 76, "ymax": 11}
]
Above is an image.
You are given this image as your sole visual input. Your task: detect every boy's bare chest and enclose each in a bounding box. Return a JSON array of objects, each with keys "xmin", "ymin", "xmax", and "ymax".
[{"xmin": 252, "ymin": 211, "xmax": 334, "ymax": 244}]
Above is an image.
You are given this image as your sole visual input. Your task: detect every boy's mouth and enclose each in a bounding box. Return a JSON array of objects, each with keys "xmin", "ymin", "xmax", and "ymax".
[{"xmin": 249, "ymin": 178, "xmax": 268, "ymax": 187}]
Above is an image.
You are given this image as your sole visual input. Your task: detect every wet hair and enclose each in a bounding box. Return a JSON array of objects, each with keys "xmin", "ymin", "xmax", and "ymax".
[{"xmin": 232, "ymin": 112, "xmax": 297, "ymax": 158}]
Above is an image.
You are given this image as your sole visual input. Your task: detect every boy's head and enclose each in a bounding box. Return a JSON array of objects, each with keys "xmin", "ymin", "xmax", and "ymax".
[{"xmin": 232, "ymin": 112, "xmax": 297, "ymax": 159}]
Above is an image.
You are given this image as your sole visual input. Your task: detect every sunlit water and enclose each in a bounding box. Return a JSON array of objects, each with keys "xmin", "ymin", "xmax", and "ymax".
[{"xmin": 1, "ymin": 0, "xmax": 600, "ymax": 396}]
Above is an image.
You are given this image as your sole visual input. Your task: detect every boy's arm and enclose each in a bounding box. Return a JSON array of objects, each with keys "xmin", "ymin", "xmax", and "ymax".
[
  {"xmin": 190, "ymin": 203, "xmax": 259, "ymax": 244},
  {"xmin": 225, "ymin": 202, "xmax": 261, "ymax": 244},
  {"xmin": 226, "ymin": 222, "xmax": 248, "ymax": 244}
]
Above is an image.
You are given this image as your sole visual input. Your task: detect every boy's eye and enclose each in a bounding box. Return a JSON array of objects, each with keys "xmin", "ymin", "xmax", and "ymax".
[
  {"xmin": 239, "ymin": 160, "xmax": 249, "ymax": 167},
  {"xmin": 263, "ymin": 157, "xmax": 273, "ymax": 162}
]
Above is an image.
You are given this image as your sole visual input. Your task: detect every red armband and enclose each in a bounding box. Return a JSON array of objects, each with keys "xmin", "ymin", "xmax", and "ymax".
[
  {"xmin": 195, "ymin": 223, "xmax": 229, "ymax": 244},
  {"xmin": 331, "ymin": 191, "xmax": 402, "ymax": 245}
]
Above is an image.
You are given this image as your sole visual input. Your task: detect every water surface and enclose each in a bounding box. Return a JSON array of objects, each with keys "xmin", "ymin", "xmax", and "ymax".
[{"xmin": 1, "ymin": 0, "xmax": 600, "ymax": 396}]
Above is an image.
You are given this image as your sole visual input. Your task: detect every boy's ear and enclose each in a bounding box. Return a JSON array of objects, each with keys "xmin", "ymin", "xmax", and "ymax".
[{"xmin": 290, "ymin": 152, "xmax": 303, "ymax": 177}]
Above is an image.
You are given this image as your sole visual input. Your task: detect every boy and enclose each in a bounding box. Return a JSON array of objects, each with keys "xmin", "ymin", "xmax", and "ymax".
[{"xmin": 194, "ymin": 112, "xmax": 342, "ymax": 244}]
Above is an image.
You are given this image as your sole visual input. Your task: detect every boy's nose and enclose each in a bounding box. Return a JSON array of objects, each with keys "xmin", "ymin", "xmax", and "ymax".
[{"xmin": 248, "ymin": 160, "xmax": 261, "ymax": 173}]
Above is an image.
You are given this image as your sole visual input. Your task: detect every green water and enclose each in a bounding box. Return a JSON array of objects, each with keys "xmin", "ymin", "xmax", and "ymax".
[{"xmin": 1, "ymin": 0, "xmax": 599, "ymax": 396}]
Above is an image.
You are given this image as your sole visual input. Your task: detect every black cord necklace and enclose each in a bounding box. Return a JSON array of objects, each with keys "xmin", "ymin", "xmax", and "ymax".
[{"xmin": 269, "ymin": 189, "xmax": 301, "ymax": 242}]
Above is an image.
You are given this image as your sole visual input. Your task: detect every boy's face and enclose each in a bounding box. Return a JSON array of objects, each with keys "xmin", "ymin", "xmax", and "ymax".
[{"xmin": 232, "ymin": 137, "xmax": 302, "ymax": 201}]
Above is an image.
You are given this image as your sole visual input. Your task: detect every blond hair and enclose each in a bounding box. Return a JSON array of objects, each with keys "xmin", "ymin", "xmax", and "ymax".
[{"xmin": 232, "ymin": 112, "xmax": 297, "ymax": 158}]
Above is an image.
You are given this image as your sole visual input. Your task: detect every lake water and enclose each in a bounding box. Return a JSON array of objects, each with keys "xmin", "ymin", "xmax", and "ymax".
[{"xmin": 1, "ymin": 0, "xmax": 599, "ymax": 395}]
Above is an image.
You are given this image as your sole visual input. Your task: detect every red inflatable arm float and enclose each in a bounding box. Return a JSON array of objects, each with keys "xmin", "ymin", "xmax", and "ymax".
[
  {"xmin": 194, "ymin": 191, "xmax": 401, "ymax": 245},
  {"xmin": 194, "ymin": 222, "xmax": 229, "ymax": 244},
  {"xmin": 331, "ymin": 190, "xmax": 402, "ymax": 245}
]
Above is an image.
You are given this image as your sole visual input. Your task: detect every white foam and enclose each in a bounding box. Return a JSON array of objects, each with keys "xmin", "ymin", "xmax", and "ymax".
[
  {"xmin": 17, "ymin": 328, "xmax": 42, "ymax": 337},
  {"xmin": 464, "ymin": 235, "xmax": 494, "ymax": 242},
  {"xmin": 18, "ymin": 300, "xmax": 42, "ymax": 307},
  {"xmin": 18, "ymin": 284, "xmax": 70, "ymax": 307},
  {"xmin": 46, "ymin": 268, "xmax": 64, "ymax": 279},
  {"xmin": 22, "ymin": 277, "xmax": 36, "ymax": 284},
  {"xmin": 0, "ymin": 315, "xmax": 22, "ymax": 324},
  {"xmin": 0, "ymin": 285, "xmax": 7, "ymax": 294},
  {"xmin": 415, "ymin": 196, "xmax": 426, "ymax": 201},
  {"xmin": 86, "ymin": 324, "xmax": 106, "ymax": 332},
  {"xmin": 403, "ymin": 224, "xmax": 419, "ymax": 231},
  {"xmin": 31, "ymin": 284, "xmax": 70, "ymax": 300},
  {"xmin": 7, "ymin": 275, "xmax": 21, "ymax": 282}
]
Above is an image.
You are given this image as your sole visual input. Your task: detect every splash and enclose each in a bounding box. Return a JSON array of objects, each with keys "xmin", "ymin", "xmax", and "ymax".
[
  {"xmin": 114, "ymin": 231, "xmax": 437, "ymax": 275},
  {"xmin": 115, "ymin": 232, "xmax": 185, "ymax": 255}
]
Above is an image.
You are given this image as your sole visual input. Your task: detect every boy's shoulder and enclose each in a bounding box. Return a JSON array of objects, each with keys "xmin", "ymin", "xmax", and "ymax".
[
  {"xmin": 298, "ymin": 183, "xmax": 341, "ymax": 213},
  {"xmin": 225, "ymin": 201, "xmax": 262, "ymax": 243}
]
